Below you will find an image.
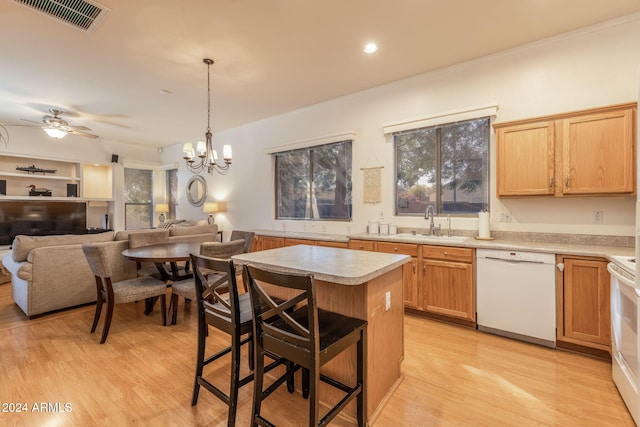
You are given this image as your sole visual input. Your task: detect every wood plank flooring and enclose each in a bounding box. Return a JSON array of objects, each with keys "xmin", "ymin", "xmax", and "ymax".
[{"xmin": 0, "ymin": 281, "xmax": 634, "ymax": 426}]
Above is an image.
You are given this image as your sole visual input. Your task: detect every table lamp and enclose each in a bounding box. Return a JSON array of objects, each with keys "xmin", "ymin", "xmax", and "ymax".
[
  {"xmin": 156, "ymin": 203, "xmax": 169, "ymax": 223},
  {"xmin": 203, "ymin": 201, "xmax": 227, "ymax": 225}
]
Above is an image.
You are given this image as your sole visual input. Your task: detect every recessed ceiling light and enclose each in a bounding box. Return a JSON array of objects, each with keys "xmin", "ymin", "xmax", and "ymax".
[{"xmin": 363, "ymin": 43, "xmax": 378, "ymax": 54}]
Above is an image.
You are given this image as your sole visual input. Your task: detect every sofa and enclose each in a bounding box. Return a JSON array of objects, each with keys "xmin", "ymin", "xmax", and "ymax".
[{"xmin": 2, "ymin": 224, "xmax": 219, "ymax": 318}]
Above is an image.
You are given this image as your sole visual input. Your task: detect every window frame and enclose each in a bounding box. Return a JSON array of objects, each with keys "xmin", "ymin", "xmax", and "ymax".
[
  {"xmin": 124, "ymin": 167, "xmax": 154, "ymax": 230},
  {"xmin": 274, "ymin": 139, "xmax": 353, "ymax": 221},
  {"xmin": 393, "ymin": 117, "xmax": 490, "ymax": 217}
]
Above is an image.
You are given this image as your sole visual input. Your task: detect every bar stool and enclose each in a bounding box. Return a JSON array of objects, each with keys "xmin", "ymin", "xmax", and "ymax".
[
  {"xmin": 190, "ymin": 254, "xmax": 293, "ymax": 427},
  {"xmin": 244, "ymin": 264, "xmax": 368, "ymax": 427}
]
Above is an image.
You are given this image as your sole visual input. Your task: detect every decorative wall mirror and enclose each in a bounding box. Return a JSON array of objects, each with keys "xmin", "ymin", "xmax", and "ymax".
[{"xmin": 186, "ymin": 175, "xmax": 207, "ymax": 207}]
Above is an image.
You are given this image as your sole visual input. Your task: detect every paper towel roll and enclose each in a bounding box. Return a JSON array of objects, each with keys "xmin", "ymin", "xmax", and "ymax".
[{"xmin": 478, "ymin": 211, "xmax": 490, "ymax": 238}]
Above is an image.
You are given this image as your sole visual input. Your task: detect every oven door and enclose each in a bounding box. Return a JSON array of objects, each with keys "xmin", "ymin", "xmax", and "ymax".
[{"xmin": 609, "ymin": 262, "xmax": 640, "ymax": 424}]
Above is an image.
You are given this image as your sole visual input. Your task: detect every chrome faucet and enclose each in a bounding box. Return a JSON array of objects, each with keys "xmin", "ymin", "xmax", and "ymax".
[{"xmin": 424, "ymin": 205, "xmax": 436, "ymax": 235}]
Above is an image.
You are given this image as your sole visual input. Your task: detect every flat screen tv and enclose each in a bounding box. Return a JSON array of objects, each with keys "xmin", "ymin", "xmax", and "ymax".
[{"xmin": 0, "ymin": 201, "xmax": 87, "ymax": 245}]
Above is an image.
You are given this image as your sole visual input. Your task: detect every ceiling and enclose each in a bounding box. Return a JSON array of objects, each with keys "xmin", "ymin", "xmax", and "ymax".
[{"xmin": 1, "ymin": 0, "xmax": 639, "ymax": 149}]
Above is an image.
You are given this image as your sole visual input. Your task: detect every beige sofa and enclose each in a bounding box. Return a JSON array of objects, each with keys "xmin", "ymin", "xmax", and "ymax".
[{"xmin": 2, "ymin": 224, "xmax": 218, "ymax": 318}]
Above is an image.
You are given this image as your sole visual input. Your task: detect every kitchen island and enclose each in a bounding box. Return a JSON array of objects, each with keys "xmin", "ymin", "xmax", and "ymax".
[{"xmin": 233, "ymin": 244, "xmax": 410, "ymax": 425}]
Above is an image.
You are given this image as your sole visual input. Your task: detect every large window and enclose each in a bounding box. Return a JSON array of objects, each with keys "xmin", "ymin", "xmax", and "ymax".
[
  {"xmin": 275, "ymin": 140, "xmax": 352, "ymax": 220},
  {"xmin": 124, "ymin": 168, "xmax": 153, "ymax": 229},
  {"xmin": 395, "ymin": 118, "xmax": 489, "ymax": 215}
]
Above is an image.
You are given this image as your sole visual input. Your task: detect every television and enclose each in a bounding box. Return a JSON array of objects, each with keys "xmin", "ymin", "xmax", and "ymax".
[{"xmin": 0, "ymin": 201, "xmax": 87, "ymax": 245}]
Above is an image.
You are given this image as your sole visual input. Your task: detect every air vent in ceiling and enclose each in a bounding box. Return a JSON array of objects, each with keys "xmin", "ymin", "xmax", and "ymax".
[{"xmin": 13, "ymin": 0, "xmax": 110, "ymax": 32}]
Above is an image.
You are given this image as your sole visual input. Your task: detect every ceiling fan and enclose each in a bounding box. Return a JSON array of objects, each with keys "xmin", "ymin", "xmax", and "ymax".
[{"xmin": 38, "ymin": 109, "xmax": 99, "ymax": 139}]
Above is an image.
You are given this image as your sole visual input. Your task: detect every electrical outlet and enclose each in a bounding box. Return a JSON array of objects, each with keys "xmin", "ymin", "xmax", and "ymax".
[
  {"xmin": 592, "ymin": 210, "xmax": 603, "ymax": 224},
  {"xmin": 499, "ymin": 212, "xmax": 511, "ymax": 222},
  {"xmin": 385, "ymin": 291, "xmax": 391, "ymax": 311}
]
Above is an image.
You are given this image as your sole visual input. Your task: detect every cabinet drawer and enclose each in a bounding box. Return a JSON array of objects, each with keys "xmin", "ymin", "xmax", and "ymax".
[
  {"xmin": 348, "ymin": 239, "xmax": 375, "ymax": 251},
  {"xmin": 284, "ymin": 238, "xmax": 314, "ymax": 246},
  {"xmin": 317, "ymin": 240, "xmax": 348, "ymax": 249},
  {"xmin": 422, "ymin": 245, "xmax": 473, "ymax": 263},
  {"xmin": 377, "ymin": 241, "xmax": 419, "ymax": 257}
]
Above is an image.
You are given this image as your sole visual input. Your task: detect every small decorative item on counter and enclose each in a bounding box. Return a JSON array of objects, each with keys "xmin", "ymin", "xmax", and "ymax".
[
  {"xmin": 27, "ymin": 184, "xmax": 52, "ymax": 197},
  {"xmin": 368, "ymin": 220, "xmax": 379, "ymax": 234},
  {"xmin": 16, "ymin": 164, "xmax": 57, "ymax": 175},
  {"xmin": 379, "ymin": 221, "xmax": 389, "ymax": 235},
  {"xmin": 389, "ymin": 224, "xmax": 397, "ymax": 235}
]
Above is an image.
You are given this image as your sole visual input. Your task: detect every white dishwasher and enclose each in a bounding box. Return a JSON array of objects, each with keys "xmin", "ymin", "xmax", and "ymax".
[{"xmin": 476, "ymin": 249, "xmax": 556, "ymax": 348}]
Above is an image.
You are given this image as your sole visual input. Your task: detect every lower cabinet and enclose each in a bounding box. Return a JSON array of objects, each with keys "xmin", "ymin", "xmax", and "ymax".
[
  {"xmin": 376, "ymin": 242, "xmax": 419, "ymax": 309},
  {"xmin": 254, "ymin": 236, "xmax": 284, "ymax": 251},
  {"xmin": 254, "ymin": 235, "xmax": 348, "ymax": 251},
  {"xmin": 421, "ymin": 245, "xmax": 475, "ymax": 323},
  {"xmin": 556, "ymin": 255, "xmax": 611, "ymax": 355}
]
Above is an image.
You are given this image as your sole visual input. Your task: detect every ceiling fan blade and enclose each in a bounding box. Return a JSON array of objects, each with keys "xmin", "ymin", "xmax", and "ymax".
[
  {"xmin": 20, "ymin": 118, "xmax": 42, "ymax": 125},
  {"xmin": 68, "ymin": 129, "xmax": 99, "ymax": 139},
  {"xmin": 67, "ymin": 125, "xmax": 92, "ymax": 131}
]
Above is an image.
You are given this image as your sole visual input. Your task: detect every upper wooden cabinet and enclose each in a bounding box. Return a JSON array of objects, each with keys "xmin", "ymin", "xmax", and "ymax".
[{"xmin": 494, "ymin": 102, "xmax": 636, "ymax": 197}]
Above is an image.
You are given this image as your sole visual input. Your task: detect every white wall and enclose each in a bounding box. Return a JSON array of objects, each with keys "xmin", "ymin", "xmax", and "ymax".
[{"xmin": 167, "ymin": 15, "xmax": 640, "ymax": 237}]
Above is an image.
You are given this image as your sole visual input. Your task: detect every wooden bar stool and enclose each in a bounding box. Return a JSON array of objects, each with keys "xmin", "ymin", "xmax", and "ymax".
[
  {"xmin": 190, "ymin": 254, "xmax": 293, "ymax": 427},
  {"xmin": 244, "ymin": 264, "xmax": 368, "ymax": 427}
]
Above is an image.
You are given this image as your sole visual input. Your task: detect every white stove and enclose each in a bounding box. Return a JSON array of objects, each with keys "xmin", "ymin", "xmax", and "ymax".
[{"xmin": 609, "ymin": 254, "xmax": 640, "ymax": 425}]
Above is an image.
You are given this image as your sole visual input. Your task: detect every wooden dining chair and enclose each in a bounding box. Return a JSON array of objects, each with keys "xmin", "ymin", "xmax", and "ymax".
[
  {"xmin": 229, "ymin": 230, "xmax": 255, "ymax": 253},
  {"xmin": 244, "ymin": 264, "xmax": 368, "ymax": 427},
  {"xmin": 189, "ymin": 254, "xmax": 293, "ymax": 427},
  {"xmin": 169, "ymin": 239, "xmax": 245, "ymax": 325},
  {"xmin": 82, "ymin": 242, "xmax": 167, "ymax": 344}
]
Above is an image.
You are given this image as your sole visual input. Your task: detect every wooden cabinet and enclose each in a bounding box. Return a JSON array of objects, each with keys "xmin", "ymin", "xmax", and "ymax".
[
  {"xmin": 496, "ymin": 120, "xmax": 555, "ymax": 196},
  {"xmin": 556, "ymin": 255, "xmax": 611, "ymax": 355},
  {"xmin": 376, "ymin": 242, "xmax": 419, "ymax": 309},
  {"xmin": 421, "ymin": 245, "xmax": 475, "ymax": 323},
  {"xmin": 254, "ymin": 236, "xmax": 284, "ymax": 251},
  {"xmin": 256, "ymin": 235, "xmax": 348, "ymax": 251},
  {"xmin": 495, "ymin": 102, "xmax": 636, "ymax": 197}
]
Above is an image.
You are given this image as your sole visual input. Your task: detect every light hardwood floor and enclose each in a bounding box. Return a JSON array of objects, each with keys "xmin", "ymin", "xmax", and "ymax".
[{"xmin": 0, "ymin": 281, "xmax": 634, "ymax": 426}]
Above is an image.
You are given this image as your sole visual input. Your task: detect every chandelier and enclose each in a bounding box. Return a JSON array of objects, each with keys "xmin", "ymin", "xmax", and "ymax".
[{"xmin": 183, "ymin": 58, "xmax": 232, "ymax": 175}]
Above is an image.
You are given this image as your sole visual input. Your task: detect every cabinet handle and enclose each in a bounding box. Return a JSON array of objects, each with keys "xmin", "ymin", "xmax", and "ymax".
[
  {"xmin": 549, "ymin": 176, "xmax": 553, "ymax": 189},
  {"xmin": 394, "ymin": 247, "xmax": 398, "ymax": 252},
  {"xmin": 412, "ymin": 262, "xmax": 416, "ymax": 273},
  {"xmin": 565, "ymin": 176, "xmax": 569, "ymax": 189},
  {"xmin": 444, "ymin": 251, "xmax": 448, "ymax": 256},
  {"xmin": 423, "ymin": 263, "xmax": 426, "ymax": 272}
]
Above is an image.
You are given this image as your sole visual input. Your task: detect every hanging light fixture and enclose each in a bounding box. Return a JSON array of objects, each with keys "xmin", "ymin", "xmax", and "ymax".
[{"xmin": 183, "ymin": 58, "xmax": 232, "ymax": 175}]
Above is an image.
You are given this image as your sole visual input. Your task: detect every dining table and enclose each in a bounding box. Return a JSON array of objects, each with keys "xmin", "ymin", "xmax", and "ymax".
[
  {"xmin": 122, "ymin": 241, "xmax": 202, "ymax": 313},
  {"xmin": 232, "ymin": 244, "xmax": 410, "ymax": 425}
]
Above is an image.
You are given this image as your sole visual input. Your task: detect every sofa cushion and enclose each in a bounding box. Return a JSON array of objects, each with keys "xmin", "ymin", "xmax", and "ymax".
[
  {"xmin": 169, "ymin": 224, "xmax": 217, "ymax": 236},
  {"xmin": 12, "ymin": 231, "xmax": 115, "ymax": 262}
]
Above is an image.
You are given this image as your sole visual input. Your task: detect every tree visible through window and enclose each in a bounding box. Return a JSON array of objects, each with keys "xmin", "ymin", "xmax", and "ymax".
[
  {"xmin": 275, "ymin": 140, "xmax": 352, "ymax": 220},
  {"xmin": 124, "ymin": 168, "xmax": 153, "ymax": 229},
  {"xmin": 395, "ymin": 118, "xmax": 489, "ymax": 215}
]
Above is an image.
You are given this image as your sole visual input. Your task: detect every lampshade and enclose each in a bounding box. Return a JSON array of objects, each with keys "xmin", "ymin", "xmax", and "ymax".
[
  {"xmin": 203, "ymin": 201, "xmax": 227, "ymax": 213},
  {"xmin": 43, "ymin": 127, "xmax": 67, "ymax": 139},
  {"xmin": 156, "ymin": 203, "xmax": 169, "ymax": 213}
]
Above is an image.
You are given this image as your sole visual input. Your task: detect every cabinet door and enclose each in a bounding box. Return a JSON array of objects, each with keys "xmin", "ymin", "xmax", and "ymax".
[
  {"xmin": 256, "ymin": 236, "xmax": 284, "ymax": 251},
  {"xmin": 403, "ymin": 257, "xmax": 419, "ymax": 309},
  {"xmin": 559, "ymin": 257, "xmax": 610, "ymax": 348},
  {"xmin": 422, "ymin": 259, "xmax": 475, "ymax": 321},
  {"xmin": 496, "ymin": 121, "xmax": 555, "ymax": 196},
  {"xmin": 561, "ymin": 108, "xmax": 635, "ymax": 195}
]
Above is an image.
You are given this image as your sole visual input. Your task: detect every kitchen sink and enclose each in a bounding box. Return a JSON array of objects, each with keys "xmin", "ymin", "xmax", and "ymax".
[{"xmin": 393, "ymin": 233, "xmax": 468, "ymax": 243}]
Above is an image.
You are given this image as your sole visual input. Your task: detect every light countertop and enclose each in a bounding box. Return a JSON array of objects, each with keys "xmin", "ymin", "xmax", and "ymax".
[
  {"xmin": 233, "ymin": 244, "xmax": 410, "ymax": 285},
  {"xmin": 253, "ymin": 229, "xmax": 635, "ymax": 260}
]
